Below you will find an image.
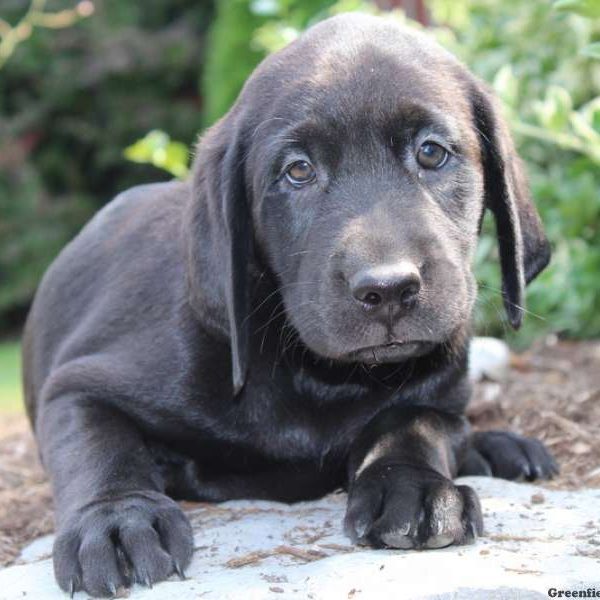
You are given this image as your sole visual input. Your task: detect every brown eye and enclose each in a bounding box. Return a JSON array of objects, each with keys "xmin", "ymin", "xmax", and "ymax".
[
  {"xmin": 285, "ymin": 160, "xmax": 316, "ymax": 185},
  {"xmin": 416, "ymin": 142, "xmax": 448, "ymax": 169}
]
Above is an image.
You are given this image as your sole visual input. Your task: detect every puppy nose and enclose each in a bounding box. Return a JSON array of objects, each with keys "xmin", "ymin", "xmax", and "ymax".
[{"xmin": 350, "ymin": 263, "xmax": 421, "ymax": 313}]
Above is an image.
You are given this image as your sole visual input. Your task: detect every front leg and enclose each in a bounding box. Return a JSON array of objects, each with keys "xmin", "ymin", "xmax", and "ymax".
[
  {"xmin": 344, "ymin": 406, "xmax": 483, "ymax": 550},
  {"xmin": 37, "ymin": 394, "xmax": 193, "ymax": 597}
]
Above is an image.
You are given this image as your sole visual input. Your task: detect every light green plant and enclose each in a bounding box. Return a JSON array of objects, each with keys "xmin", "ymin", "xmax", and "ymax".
[{"xmin": 124, "ymin": 130, "xmax": 190, "ymax": 179}]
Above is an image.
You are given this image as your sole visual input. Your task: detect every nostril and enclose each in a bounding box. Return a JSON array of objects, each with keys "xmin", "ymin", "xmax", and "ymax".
[
  {"xmin": 350, "ymin": 264, "xmax": 422, "ymax": 313},
  {"xmin": 363, "ymin": 291, "xmax": 382, "ymax": 306},
  {"xmin": 400, "ymin": 282, "xmax": 420, "ymax": 306}
]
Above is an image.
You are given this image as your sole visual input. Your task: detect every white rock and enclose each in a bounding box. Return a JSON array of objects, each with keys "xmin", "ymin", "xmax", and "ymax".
[
  {"xmin": 468, "ymin": 337, "xmax": 511, "ymax": 382},
  {"xmin": 1, "ymin": 477, "xmax": 599, "ymax": 599}
]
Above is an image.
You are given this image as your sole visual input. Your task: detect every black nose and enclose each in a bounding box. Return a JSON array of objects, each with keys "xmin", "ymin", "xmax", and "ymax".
[{"xmin": 350, "ymin": 263, "xmax": 421, "ymax": 314}]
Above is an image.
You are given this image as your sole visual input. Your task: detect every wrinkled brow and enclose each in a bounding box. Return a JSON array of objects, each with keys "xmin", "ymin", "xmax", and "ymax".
[
  {"xmin": 249, "ymin": 102, "xmax": 467, "ymax": 191},
  {"xmin": 251, "ymin": 120, "xmax": 343, "ymax": 191}
]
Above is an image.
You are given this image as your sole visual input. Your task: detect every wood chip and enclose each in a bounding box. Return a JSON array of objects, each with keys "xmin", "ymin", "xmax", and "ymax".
[
  {"xmin": 276, "ymin": 545, "xmax": 327, "ymax": 561},
  {"xmin": 542, "ymin": 411, "xmax": 593, "ymax": 440},
  {"xmin": 318, "ymin": 543, "xmax": 355, "ymax": 553},
  {"xmin": 225, "ymin": 545, "xmax": 327, "ymax": 569},
  {"xmin": 225, "ymin": 550, "xmax": 270, "ymax": 568},
  {"xmin": 504, "ymin": 567, "xmax": 543, "ymax": 575}
]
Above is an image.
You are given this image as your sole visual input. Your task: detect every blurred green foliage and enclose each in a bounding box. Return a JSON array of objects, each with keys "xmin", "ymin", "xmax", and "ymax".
[
  {"xmin": 201, "ymin": 0, "xmax": 341, "ymax": 127},
  {"xmin": 0, "ymin": 0, "xmax": 93, "ymax": 70},
  {"xmin": 0, "ymin": 0, "xmax": 214, "ymax": 328},
  {"xmin": 0, "ymin": 341, "xmax": 22, "ymax": 412},
  {"xmin": 554, "ymin": 0, "xmax": 600, "ymax": 20}
]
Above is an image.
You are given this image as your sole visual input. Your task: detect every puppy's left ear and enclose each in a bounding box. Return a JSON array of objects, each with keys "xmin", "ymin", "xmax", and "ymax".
[
  {"xmin": 187, "ymin": 117, "xmax": 252, "ymax": 396},
  {"xmin": 469, "ymin": 82, "xmax": 551, "ymax": 328},
  {"xmin": 219, "ymin": 131, "xmax": 251, "ymax": 395}
]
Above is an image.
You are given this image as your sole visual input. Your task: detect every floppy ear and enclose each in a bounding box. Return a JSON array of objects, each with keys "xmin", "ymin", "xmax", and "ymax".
[
  {"xmin": 187, "ymin": 117, "xmax": 251, "ymax": 395},
  {"xmin": 469, "ymin": 83, "xmax": 551, "ymax": 328}
]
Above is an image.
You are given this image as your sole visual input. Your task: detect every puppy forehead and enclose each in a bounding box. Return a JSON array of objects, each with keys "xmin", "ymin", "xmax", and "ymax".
[
  {"xmin": 249, "ymin": 20, "xmax": 475, "ymax": 148},
  {"xmin": 285, "ymin": 102, "xmax": 463, "ymax": 147}
]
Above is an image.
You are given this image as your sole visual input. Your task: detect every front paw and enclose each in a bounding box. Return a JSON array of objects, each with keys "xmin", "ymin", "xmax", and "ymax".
[
  {"xmin": 344, "ymin": 463, "xmax": 483, "ymax": 550},
  {"xmin": 462, "ymin": 430, "xmax": 559, "ymax": 481},
  {"xmin": 53, "ymin": 490, "xmax": 193, "ymax": 597}
]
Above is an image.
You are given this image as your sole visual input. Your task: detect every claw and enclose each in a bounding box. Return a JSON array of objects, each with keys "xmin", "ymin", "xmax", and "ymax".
[
  {"xmin": 143, "ymin": 576, "xmax": 153, "ymax": 589},
  {"xmin": 353, "ymin": 518, "xmax": 370, "ymax": 540},
  {"xmin": 174, "ymin": 562, "xmax": 187, "ymax": 580},
  {"xmin": 467, "ymin": 520, "xmax": 478, "ymax": 541},
  {"xmin": 69, "ymin": 579, "xmax": 76, "ymax": 598},
  {"xmin": 108, "ymin": 583, "xmax": 117, "ymax": 597}
]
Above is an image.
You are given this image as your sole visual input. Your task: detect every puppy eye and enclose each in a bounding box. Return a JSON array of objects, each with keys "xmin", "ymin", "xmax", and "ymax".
[
  {"xmin": 416, "ymin": 142, "xmax": 448, "ymax": 169},
  {"xmin": 285, "ymin": 160, "xmax": 316, "ymax": 186}
]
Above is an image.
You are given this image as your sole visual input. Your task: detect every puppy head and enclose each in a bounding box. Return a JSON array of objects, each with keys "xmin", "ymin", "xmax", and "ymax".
[{"xmin": 188, "ymin": 14, "xmax": 550, "ymax": 393}]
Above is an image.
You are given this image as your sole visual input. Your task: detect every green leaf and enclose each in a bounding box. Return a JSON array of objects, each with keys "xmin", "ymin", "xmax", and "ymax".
[
  {"xmin": 250, "ymin": 0, "xmax": 282, "ymax": 17},
  {"xmin": 554, "ymin": 0, "xmax": 600, "ymax": 18},
  {"xmin": 492, "ymin": 65, "xmax": 519, "ymax": 108},
  {"xmin": 532, "ymin": 86, "xmax": 573, "ymax": 132},
  {"xmin": 252, "ymin": 22, "xmax": 300, "ymax": 53},
  {"xmin": 581, "ymin": 42, "xmax": 600, "ymax": 59},
  {"xmin": 124, "ymin": 130, "xmax": 190, "ymax": 179},
  {"xmin": 329, "ymin": 0, "xmax": 375, "ymax": 16},
  {"xmin": 570, "ymin": 111, "xmax": 600, "ymax": 145},
  {"xmin": 581, "ymin": 97, "xmax": 600, "ymax": 131}
]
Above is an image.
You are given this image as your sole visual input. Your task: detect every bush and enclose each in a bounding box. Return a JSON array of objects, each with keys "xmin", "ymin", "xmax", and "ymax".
[
  {"xmin": 0, "ymin": 0, "xmax": 215, "ymax": 328},
  {"xmin": 201, "ymin": 0, "xmax": 341, "ymax": 127}
]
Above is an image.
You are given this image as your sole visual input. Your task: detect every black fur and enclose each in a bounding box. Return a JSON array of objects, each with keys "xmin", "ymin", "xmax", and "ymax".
[{"xmin": 23, "ymin": 14, "xmax": 556, "ymax": 597}]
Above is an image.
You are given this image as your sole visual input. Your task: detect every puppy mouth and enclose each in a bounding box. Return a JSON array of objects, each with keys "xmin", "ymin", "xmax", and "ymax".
[{"xmin": 344, "ymin": 340, "xmax": 435, "ymax": 364}]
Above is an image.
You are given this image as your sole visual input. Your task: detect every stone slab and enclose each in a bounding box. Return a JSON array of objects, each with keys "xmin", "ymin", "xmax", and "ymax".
[{"xmin": 1, "ymin": 477, "xmax": 599, "ymax": 599}]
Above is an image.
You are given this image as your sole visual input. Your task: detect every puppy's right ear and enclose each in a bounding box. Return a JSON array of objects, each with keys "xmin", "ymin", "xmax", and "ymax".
[
  {"xmin": 187, "ymin": 114, "xmax": 251, "ymax": 396},
  {"xmin": 468, "ymin": 80, "xmax": 551, "ymax": 328}
]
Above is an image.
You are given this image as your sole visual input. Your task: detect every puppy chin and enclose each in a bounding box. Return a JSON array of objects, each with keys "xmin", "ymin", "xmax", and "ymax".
[
  {"xmin": 343, "ymin": 341, "xmax": 436, "ymax": 364},
  {"xmin": 306, "ymin": 319, "xmax": 471, "ymax": 365},
  {"xmin": 300, "ymin": 332, "xmax": 438, "ymax": 364},
  {"xmin": 292, "ymin": 306, "xmax": 470, "ymax": 365}
]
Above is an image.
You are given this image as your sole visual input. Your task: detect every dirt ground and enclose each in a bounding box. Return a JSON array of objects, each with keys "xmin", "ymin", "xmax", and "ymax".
[{"xmin": 1, "ymin": 337, "xmax": 599, "ymax": 567}]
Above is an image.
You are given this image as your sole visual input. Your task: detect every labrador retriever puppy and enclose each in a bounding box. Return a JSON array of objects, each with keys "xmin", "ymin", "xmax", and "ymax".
[{"xmin": 23, "ymin": 13, "xmax": 557, "ymax": 597}]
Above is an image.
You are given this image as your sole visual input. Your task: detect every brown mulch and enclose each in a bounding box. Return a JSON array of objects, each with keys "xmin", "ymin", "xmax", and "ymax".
[
  {"xmin": 0, "ymin": 338, "xmax": 598, "ymax": 567},
  {"xmin": 0, "ymin": 414, "xmax": 53, "ymax": 566},
  {"xmin": 468, "ymin": 337, "xmax": 600, "ymax": 490}
]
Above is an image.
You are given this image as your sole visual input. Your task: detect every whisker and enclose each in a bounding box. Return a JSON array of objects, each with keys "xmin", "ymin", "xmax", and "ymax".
[
  {"xmin": 477, "ymin": 282, "xmax": 546, "ymax": 321},
  {"xmin": 259, "ymin": 300, "xmax": 284, "ymax": 354},
  {"xmin": 243, "ymin": 280, "xmax": 320, "ymax": 325},
  {"xmin": 388, "ymin": 359, "xmax": 416, "ymax": 399}
]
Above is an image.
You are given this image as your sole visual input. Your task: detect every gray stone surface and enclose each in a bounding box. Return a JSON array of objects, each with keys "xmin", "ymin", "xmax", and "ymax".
[{"xmin": 1, "ymin": 477, "xmax": 599, "ymax": 599}]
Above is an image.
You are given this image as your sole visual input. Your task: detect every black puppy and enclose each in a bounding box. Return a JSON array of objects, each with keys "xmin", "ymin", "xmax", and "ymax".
[{"xmin": 23, "ymin": 14, "xmax": 557, "ymax": 597}]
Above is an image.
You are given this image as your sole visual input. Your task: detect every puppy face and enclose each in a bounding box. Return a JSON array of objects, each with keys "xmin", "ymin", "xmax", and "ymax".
[
  {"xmin": 248, "ymin": 21, "xmax": 484, "ymax": 363},
  {"xmin": 189, "ymin": 14, "xmax": 549, "ymax": 389}
]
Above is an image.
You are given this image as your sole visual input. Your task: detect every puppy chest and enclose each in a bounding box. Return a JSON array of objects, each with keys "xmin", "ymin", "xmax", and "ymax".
[
  {"xmin": 231, "ymin": 403, "xmax": 343, "ymax": 462},
  {"xmin": 224, "ymin": 394, "xmax": 373, "ymax": 465}
]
